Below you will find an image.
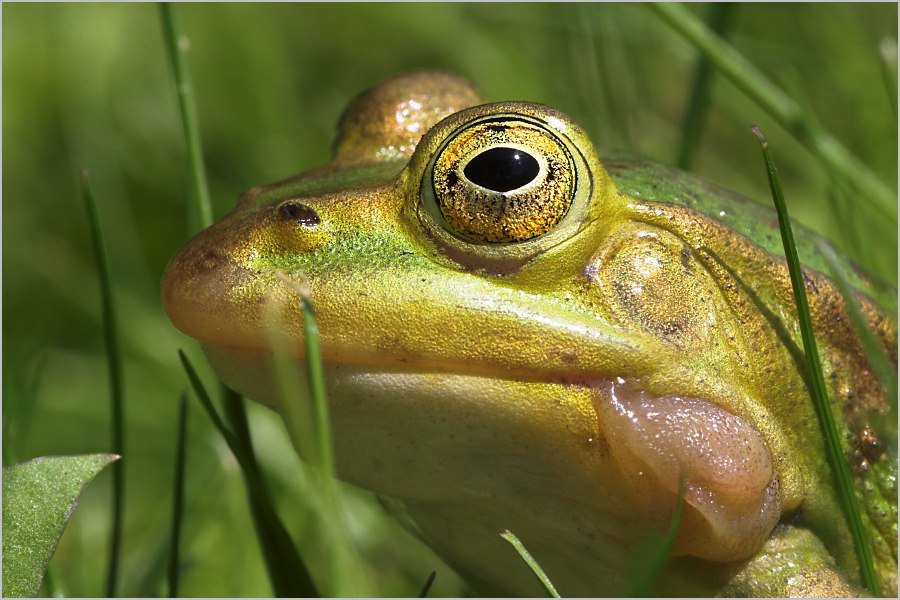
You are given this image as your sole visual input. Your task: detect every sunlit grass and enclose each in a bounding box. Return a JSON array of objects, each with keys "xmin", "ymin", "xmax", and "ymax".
[
  {"xmin": 265, "ymin": 274, "xmax": 370, "ymax": 597},
  {"xmin": 178, "ymin": 351, "xmax": 319, "ymax": 596},
  {"xmin": 166, "ymin": 394, "xmax": 188, "ymax": 597},
  {"xmin": 753, "ymin": 126, "xmax": 881, "ymax": 596},
  {"xmin": 627, "ymin": 475, "xmax": 686, "ymax": 597},
  {"xmin": 500, "ymin": 530, "xmax": 560, "ymax": 598},
  {"xmin": 80, "ymin": 172, "xmax": 125, "ymax": 597},
  {"xmin": 160, "ymin": 2, "xmax": 213, "ymax": 235},
  {"xmin": 650, "ymin": 3, "xmax": 896, "ymax": 225}
]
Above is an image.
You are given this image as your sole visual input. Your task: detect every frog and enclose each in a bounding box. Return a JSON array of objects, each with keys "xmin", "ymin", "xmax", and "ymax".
[{"xmin": 161, "ymin": 71, "xmax": 897, "ymax": 597}]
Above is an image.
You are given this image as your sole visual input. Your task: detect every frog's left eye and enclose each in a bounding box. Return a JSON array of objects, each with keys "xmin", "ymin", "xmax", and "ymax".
[{"xmin": 430, "ymin": 119, "xmax": 576, "ymax": 243}]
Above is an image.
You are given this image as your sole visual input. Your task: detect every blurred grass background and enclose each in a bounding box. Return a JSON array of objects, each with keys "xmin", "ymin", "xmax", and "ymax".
[{"xmin": 3, "ymin": 3, "xmax": 896, "ymax": 597}]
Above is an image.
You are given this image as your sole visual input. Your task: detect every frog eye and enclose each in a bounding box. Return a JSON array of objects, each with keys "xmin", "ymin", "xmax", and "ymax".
[{"xmin": 431, "ymin": 119, "xmax": 576, "ymax": 243}]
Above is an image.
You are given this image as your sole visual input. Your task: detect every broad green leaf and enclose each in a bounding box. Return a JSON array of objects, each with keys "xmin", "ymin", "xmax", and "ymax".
[{"xmin": 2, "ymin": 454, "xmax": 119, "ymax": 598}]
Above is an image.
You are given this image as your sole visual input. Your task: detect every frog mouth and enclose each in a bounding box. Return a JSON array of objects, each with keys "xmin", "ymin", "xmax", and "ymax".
[{"xmin": 163, "ymin": 221, "xmax": 782, "ymax": 566}]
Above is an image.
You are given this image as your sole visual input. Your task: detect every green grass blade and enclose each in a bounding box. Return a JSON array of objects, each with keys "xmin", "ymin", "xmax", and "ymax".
[
  {"xmin": 177, "ymin": 350, "xmax": 319, "ymax": 597},
  {"xmin": 751, "ymin": 126, "xmax": 881, "ymax": 596},
  {"xmin": 219, "ymin": 385, "xmax": 321, "ymax": 597},
  {"xmin": 163, "ymin": 7, "xmax": 320, "ymax": 593},
  {"xmin": 879, "ymin": 38, "xmax": 897, "ymax": 121},
  {"xmin": 821, "ymin": 164, "xmax": 880, "ymax": 278},
  {"xmin": 299, "ymin": 296, "xmax": 336, "ymax": 482},
  {"xmin": 41, "ymin": 562, "xmax": 65, "ymax": 598},
  {"xmin": 268, "ymin": 275, "xmax": 369, "ymax": 596},
  {"xmin": 178, "ymin": 350, "xmax": 240, "ymax": 452},
  {"xmin": 418, "ymin": 571, "xmax": 437, "ymax": 598},
  {"xmin": 675, "ymin": 3, "xmax": 737, "ymax": 169},
  {"xmin": 650, "ymin": 3, "xmax": 897, "ymax": 225},
  {"xmin": 628, "ymin": 474, "xmax": 685, "ymax": 597},
  {"xmin": 500, "ymin": 530, "xmax": 560, "ymax": 598},
  {"xmin": 300, "ymin": 293, "xmax": 369, "ymax": 596},
  {"xmin": 267, "ymin": 276, "xmax": 335, "ymax": 479},
  {"xmin": 3, "ymin": 352, "xmax": 48, "ymax": 467},
  {"xmin": 81, "ymin": 171, "xmax": 125, "ymax": 598},
  {"xmin": 817, "ymin": 242, "xmax": 897, "ymax": 415},
  {"xmin": 219, "ymin": 385, "xmax": 258, "ymax": 477},
  {"xmin": 167, "ymin": 393, "xmax": 188, "ymax": 598},
  {"xmin": 160, "ymin": 2, "xmax": 213, "ymax": 234}
]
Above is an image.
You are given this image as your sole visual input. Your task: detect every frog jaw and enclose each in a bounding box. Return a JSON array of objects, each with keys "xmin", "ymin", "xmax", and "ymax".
[{"xmin": 201, "ymin": 343, "xmax": 781, "ymax": 575}]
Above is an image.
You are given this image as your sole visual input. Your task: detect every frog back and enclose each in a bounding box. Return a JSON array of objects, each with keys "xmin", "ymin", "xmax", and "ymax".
[{"xmin": 604, "ymin": 158, "xmax": 896, "ymax": 313}]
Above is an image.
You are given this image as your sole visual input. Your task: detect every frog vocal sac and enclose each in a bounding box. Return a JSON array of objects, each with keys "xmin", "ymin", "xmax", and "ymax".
[{"xmin": 162, "ymin": 71, "xmax": 897, "ymax": 597}]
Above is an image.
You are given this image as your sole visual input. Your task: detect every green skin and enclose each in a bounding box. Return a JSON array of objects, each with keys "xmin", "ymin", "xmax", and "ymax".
[{"xmin": 162, "ymin": 71, "xmax": 897, "ymax": 597}]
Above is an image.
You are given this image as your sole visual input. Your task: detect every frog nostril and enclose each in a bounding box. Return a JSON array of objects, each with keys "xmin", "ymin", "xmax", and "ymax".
[{"xmin": 278, "ymin": 202, "xmax": 321, "ymax": 227}]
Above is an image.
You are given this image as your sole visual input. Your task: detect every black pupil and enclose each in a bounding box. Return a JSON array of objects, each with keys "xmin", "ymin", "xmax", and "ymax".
[{"xmin": 463, "ymin": 147, "xmax": 539, "ymax": 193}]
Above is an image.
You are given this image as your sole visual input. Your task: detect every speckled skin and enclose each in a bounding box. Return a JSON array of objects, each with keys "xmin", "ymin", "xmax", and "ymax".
[{"xmin": 162, "ymin": 71, "xmax": 897, "ymax": 597}]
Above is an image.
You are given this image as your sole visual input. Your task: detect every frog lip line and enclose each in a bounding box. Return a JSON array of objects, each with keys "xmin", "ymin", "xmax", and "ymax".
[
  {"xmin": 162, "ymin": 262, "xmax": 655, "ymax": 381},
  {"xmin": 199, "ymin": 338, "xmax": 624, "ymax": 388}
]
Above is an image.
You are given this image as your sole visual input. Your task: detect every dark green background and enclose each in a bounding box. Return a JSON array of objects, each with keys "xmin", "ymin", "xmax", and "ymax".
[{"xmin": 4, "ymin": 3, "xmax": 896, "ymax": 596}]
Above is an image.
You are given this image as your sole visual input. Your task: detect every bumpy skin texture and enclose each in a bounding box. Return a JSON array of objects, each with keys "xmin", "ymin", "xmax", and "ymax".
[{"xmin": 162, "ymin": 71, "xmax": 897, "ymax": 597}]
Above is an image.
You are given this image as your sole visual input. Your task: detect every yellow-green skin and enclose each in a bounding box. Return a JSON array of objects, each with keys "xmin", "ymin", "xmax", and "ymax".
[{"xmin": 162, "ymin": 72, "xmax": 897, "ymax": 597}]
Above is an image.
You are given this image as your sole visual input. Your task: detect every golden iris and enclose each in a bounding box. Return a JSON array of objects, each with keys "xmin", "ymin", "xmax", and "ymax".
[{"xmin": 432, "ymin": 119, "xmax": 576, "ymax": 243}]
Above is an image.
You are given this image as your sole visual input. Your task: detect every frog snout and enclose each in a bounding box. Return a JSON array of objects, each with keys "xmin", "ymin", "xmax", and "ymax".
[
  {"xmin": 161, "ymin": 196, "xmax": 332, "ymax": 350},
  {"xmin": 161, "ymin": 218, "xmax": 265, "ymax": 349}
]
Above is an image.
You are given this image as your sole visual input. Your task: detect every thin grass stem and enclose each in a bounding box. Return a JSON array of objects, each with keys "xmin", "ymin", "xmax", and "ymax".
[
  {"xmin": 177, "ymin": 351, "xmax": 319, "ymax": 597},
  {"xmin": 220, "ymin": 386, "xmax": 257, "ymax": 479},
  {"xmin": 220, "ymin": 385, "xmax": 317, "ymax": 595},
  {"xmin": 752, "ymin": 126, "xmax": 881, "ymax": 596},
  {"xmin": 675, "ymin": 3, "xmax": 737, "ymax": 169},
  {"xmin": 299, "ymin": 296, "xmax": 336, "ymax": 482},
  {"xmin": 160, "ymin": 2, "xmax": 213, "ymax": 234},
  {"xmin": 418, "ymin": 571, "xmax": 437, "ymax": 598},
  {"xmin": 178, "ymin": 351, "xmax": 240, "ymax": 452},
  {"xmin": 41, "ymin": 563, "xmax": 65, "ymax": 598},
  {"xmin": 826, "ymin": 181, "xmax": 877, "ymax": 280},
  {"xmin": 650, "ymin": 3, "xmax": 896, "ymax": 225},
  {"xmin": 81, "ymin": 171, "xmax": 125, "ymax": 598},
  {"xmin": 167, "ymin": 393, "xmax": 188, "ymax": 598},
  {"xmin": 628, "ymin": 474, "xmax": 685, "ymax": 597},
  {"xmin": 299, "ymin": 295, "xmax": 365, "ymax": 595},
  {"xmin": 500, "ymin": 530, "xmax": 560, "ymax": 598},
  {"xmin": 879, "ymin": 38, "xmax": 897, "ymax": 121},
  {"xmin": 267, "ymin": 274, "xmax": 368, "ymax": 595}
]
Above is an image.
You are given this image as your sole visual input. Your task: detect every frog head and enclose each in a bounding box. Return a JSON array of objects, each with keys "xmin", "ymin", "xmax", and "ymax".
[{"xmin": 162, "ymin": 71, "xmax": 896, "ymax": 596}]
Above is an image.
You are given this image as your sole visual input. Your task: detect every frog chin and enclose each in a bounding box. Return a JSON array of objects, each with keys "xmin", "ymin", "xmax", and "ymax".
[
  {"xmin": 202, "ymin": 344, "xmax": 780, "ymax": 579},
  {"xmin": 593, "ymin": 380, "xmax": 781, "ymax": 563}
]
